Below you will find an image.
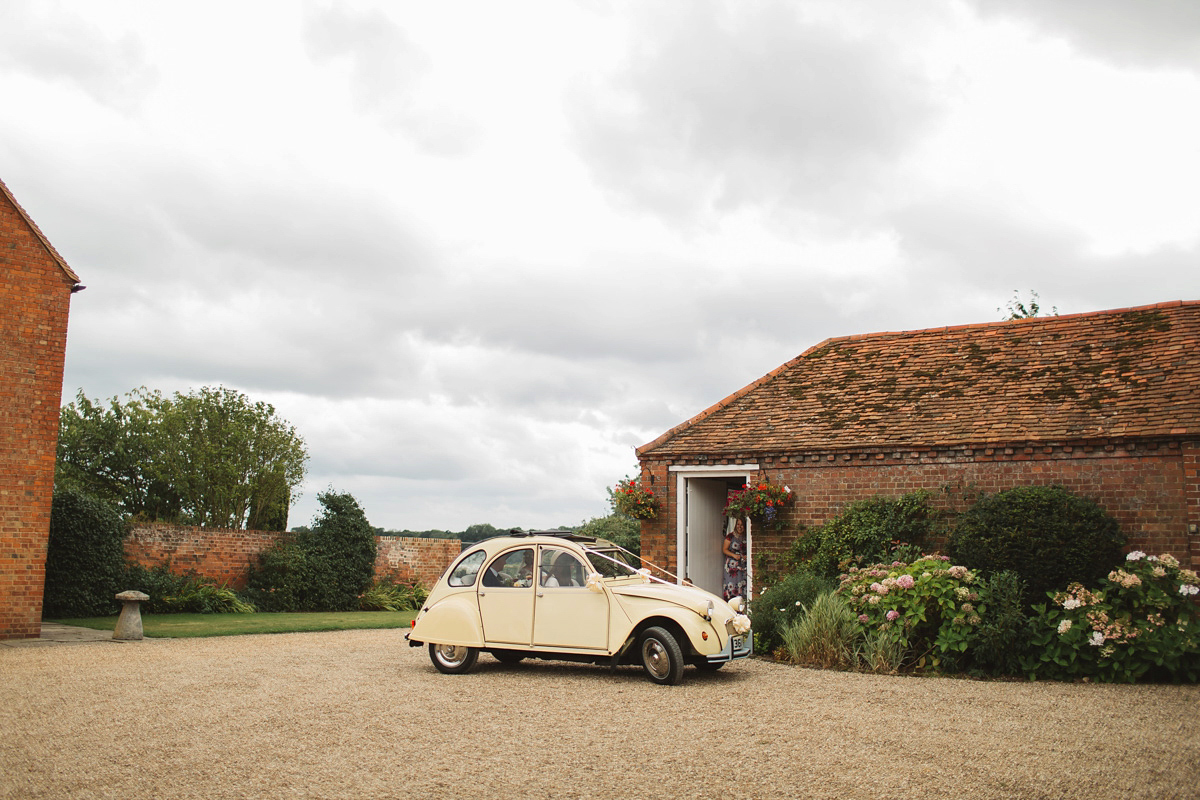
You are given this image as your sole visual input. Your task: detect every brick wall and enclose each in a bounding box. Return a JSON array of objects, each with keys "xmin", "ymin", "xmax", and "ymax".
[
  {"xmin": 0, "ymin": 189, "xmax": 75, "ymax": 639},
  {"xmin": 375, "ymin": 535, "xmax": 461, "ymax": 588},
  {"xmin": 125, "ymin": 525, "xmax": 281, "ymax": 589},
  {"xmin": 641, "ymin": 436, "xmax": 1200, "ymax": 582},
  {"xmin": 125, "ymin": 524, "xmax": 461, "ymax": 590}
]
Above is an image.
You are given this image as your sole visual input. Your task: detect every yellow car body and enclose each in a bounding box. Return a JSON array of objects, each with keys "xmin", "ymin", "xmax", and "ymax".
[{"xmin": 406, "ymin": 532, "xmax": 752, "ymax": 685}]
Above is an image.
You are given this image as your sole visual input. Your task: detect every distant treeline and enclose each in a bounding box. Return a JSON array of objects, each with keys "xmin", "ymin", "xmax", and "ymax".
[{"xmin": 371, "ymin": 523, "xmax": 573, "ymax": 546}]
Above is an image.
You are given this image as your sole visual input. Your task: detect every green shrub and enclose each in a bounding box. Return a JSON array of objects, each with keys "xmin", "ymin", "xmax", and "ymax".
[
  {"xmin": 947, "ymin": 485, "xmax": 1125, "ymax": 605},
  {"xmin": 789, "ymin": 492, "xmax": 934, "ymax": 578},
  {"xmin": 123, "ymin": 563, "xmax": 255, "ymax": 613},
  {"xmin": 245, "ymin": 539, "xmax": 317, "ymax": 612},
  {"xmin": 749, "ymin": 569, "xmax": 837, "ymax": 654},
  {"xmin": 837, "ymin": 555, "xmax": 985, "ymax": 670},
  {"xmin": 246, "ymin": 490, "xmax": 376, "ymax": 612},
  {"xmin": 43, "ymin": 488, "xmax": 127, "ymax": 617},
  {"xmin": 359, "ymin": 579, "xmax": 428, "ymax": 611},
  {"xmin": 853, "ymin": 627, "xmax": 906, "ymax": 674},
  {"xmin": 1024, "ymin": 552, "xmax": 1200, "ymax": 683},
  {"xmin": 782, "ymin": 591, "xmax": 859, "ymax": 668},
  {"xmin": 960, "ymin": 570, "xmax": 1029, "ymax": 677}
]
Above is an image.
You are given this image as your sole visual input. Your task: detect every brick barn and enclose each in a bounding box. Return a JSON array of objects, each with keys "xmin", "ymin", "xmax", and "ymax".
[
  {"xmin": 635, "ymin": 301, "xmax": 1200, "ymax": 600},
  {"xmin": 1, "ymin": 179, "xmax": 81, "ymax": 639}
]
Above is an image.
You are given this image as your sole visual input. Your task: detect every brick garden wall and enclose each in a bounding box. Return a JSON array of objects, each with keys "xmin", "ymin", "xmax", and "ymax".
[
  {"xmin": 639, "ymin": 436, "xmax": 1200, "ymax": 580},
  {"xmin": 125, "ymin": 524, "xmax": 460, "ymax": 590},
  {"xmin": 0, "ymin": 190, "xmax": 75, "ymax": 639},
  {"xmin": 375, "ymin": 536, "xmax": 461, "ymax": 588}
]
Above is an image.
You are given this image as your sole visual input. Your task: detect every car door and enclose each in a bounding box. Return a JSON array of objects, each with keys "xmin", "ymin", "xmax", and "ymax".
[
  {"xmin": 478, "ymin": 548, "xmax": 535, "ymax": 646},
  {"xmin": 532, "ymin": 546, "xmax": 608, "ymax": 650}
]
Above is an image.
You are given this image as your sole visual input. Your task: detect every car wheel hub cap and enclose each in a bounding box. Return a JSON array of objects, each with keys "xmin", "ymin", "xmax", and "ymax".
[
  {"xmin": 643, "ymin": 640, "xmax": 669, "ymax": 679},
  {"xmin": 437, "ymin": 645, "xmax": 466, "ymax": 667}
]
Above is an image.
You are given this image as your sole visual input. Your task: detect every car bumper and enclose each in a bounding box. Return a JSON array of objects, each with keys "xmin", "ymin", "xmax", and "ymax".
[{"xmin": 706, "ymin": 628, "xmax": 753, "ymax": 663}]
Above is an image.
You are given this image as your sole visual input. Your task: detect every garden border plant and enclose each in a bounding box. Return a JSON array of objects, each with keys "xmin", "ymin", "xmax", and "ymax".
[{"xmin": 1024, "ymin": 551, "xmax": 1199, "ymax": 683}]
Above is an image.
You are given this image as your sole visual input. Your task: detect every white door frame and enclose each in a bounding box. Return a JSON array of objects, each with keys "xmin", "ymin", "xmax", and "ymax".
[{"xmin": 671, "ymin": 464, "xmax": 759, "ymax": 595}]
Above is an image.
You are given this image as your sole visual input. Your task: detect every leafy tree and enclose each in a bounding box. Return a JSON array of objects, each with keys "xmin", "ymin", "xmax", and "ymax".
[
  {"xmin": 56, "ymin": 386, "xmax": 307, "ymax": 529},
  {"xmin": 577, "ymin": 513, "xmax": 640, "ymax": 555},
  {"xmin": 247, "ymin": 489, "xmax": 377, "ymax": 612},
  {"xmin": 999, "ymin": 289, "xmax": 1058, "ymax": 320},
  {"xmin": 55, "ymin": 388, "xmax": 181, "ymax": 519},
  {"xmin": 43, "ymin": 488, "xmax": 127, "ymax": 617}
]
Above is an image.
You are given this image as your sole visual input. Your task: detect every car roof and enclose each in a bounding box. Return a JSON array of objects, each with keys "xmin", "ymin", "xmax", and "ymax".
[{"xmin": 468, "ymin": 531, "xmax": 617, "ymax": 552}]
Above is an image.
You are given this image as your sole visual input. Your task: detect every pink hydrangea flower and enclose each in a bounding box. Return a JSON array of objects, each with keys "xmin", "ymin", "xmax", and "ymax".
[
  {"xmin": 886, "ymin": 610, "xmax": 900, "ymax": 621},
  {"xmin": 896, "ymin": 574, "xmax": 915, "ymax": 589},
  {"xmin": 858, "ymin": 614, "xmax": 869, "ymax": 623}
]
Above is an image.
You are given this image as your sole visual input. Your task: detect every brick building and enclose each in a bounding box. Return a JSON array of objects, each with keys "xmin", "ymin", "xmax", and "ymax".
[
  {"xmin": 636, "ymin": 301, "xmax": 1200, "ymax": 599},
  {"xmin": 1, "ymin": 178, "xmax": 81, "ymax": 639}
]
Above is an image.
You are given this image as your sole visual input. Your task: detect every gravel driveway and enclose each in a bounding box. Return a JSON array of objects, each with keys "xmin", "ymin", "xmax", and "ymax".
[{"xmin": 2, "ymin": 629, "xmax": 1198, "ymax": 799}]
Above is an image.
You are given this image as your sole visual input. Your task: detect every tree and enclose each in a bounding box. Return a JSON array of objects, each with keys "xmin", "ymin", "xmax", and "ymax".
[
  {"xmin": 246, "ymin": 489, "xmax": 376, "ymax": 611},
  {"xmin": 577, "ymin": 513, "xmax": 640, "ymax": 555},
  {"xmin": 56, "ymin": 386, "xmax": 308, "ymax": 529},
  {"xmin": 999, "ymin": 289, "xmax": 1058, "ymax": 320},
  {"xmin": 43, "ymin": 488, "xmax": 128, "ymax": 617}
]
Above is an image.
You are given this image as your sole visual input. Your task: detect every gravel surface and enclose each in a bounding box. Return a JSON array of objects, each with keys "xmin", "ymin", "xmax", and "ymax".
[{"xmin": 2, "ymin": 629, "xmax": 1198, "ymax": 800}]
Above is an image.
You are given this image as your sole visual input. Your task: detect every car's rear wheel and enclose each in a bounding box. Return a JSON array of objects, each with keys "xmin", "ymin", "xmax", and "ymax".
[
  {"xmin": 429, "ymin": 642, "xmax": 478, "ymax": 674},
  {"xmin": 639, "ymin": 626, "xmax": 684, "ymax": 685}
]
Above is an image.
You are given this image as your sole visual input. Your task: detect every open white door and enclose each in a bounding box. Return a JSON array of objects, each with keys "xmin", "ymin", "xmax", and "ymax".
[{"xmin": 684, "ymin": 478, "xmax": 727, "ymax": 595}]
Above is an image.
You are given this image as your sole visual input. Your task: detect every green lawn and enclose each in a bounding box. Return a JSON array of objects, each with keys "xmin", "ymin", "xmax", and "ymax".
[{"xmin": 48, "ymin": 610, "xmax": 418, "ymax": 638}]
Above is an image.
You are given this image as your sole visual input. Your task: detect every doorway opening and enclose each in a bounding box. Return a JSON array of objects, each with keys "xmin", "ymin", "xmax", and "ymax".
[{"xmin": 672, "ymin": 466, "xmax": 757, "ymax": 599}]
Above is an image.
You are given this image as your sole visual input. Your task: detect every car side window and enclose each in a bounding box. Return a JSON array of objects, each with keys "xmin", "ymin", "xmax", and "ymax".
[
  {"xmin": 448, "ymin": 550, "xmax": 486, "ymax": 587},
  {"xmin": 482, "ymin": 548, "xmax": 535, "ymax": 588},
  {"xmin": 540, "ymin": 548, "xmax": 587, "ymax": 588}
]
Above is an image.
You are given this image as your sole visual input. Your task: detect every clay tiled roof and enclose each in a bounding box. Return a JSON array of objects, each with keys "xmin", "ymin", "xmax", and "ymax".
[
  {"xmin": 0, "ymin": 176, "xmax": 81, "ymax": 284},
  {"xmin": 639, "ymin": 301, "xmax": 1200, "ymax": 457}
]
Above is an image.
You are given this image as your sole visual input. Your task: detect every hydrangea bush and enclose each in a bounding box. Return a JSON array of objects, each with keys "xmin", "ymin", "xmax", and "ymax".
[
  {"xmin": 1024, "ymin": 552, "xmax": 1200, "ymax": 683},
  {"xmin": 836, "ymin": 555, "xmax": 985, "ymax": 669}
]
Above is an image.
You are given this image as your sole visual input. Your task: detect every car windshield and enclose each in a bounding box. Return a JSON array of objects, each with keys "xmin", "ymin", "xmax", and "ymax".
[{"xmin": 584, "ymin": 547, "xmax": 639, "ymax": 578}]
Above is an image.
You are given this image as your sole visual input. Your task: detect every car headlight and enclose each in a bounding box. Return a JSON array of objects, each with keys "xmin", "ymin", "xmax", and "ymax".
[{"xmin": 727, "ymin": 595, "xmax": 744, "ymax": 613}]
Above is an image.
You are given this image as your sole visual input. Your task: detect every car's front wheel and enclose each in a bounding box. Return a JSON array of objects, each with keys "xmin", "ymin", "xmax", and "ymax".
[
  {"xmin": 639, "ymin": 626, "xmax": 684, "ymax": 685},
  {"xmin": 429, "ymin": 642, "xmax": 479, "ymax": 674}
]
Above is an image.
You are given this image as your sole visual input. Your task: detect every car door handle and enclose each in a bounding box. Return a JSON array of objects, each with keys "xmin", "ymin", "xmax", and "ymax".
[{"xmin": 537, "ymin": 591, "xmax": 544, "ymax": 597}]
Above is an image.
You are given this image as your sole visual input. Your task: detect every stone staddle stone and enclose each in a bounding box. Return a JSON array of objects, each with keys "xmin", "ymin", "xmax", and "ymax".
[{"xmin": 113, "ymin": 591, "xmax": 150, "ymax": 641}]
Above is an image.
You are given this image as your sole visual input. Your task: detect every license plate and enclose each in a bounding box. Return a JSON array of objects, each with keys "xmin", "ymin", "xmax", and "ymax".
[{"xmin": 732, "ymin": 635, "xmax": 745, "ymax": 651}]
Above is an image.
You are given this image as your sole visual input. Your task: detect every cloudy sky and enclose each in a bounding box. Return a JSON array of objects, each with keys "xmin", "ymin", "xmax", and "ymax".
[{"xmin": 3, "ymin": 1, "xmax": 1198, "ymax": 532}]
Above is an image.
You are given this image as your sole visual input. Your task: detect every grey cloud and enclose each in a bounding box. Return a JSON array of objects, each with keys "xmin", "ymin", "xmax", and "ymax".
[
  {"xmin": 567, "ymin": 0, "xmax": 939, "ymax": 222},
  {"xmin": 302, "ymin": 5, "xmax": 479, "ymax": 153},
  {"xmin": 303, "ymin": 5, "xmax": 428, "ymax": 110},
  {"xmin": 887, "ymin": 194, "xmax": 1199, "ymax": 319},
  {"xmin": 0, "ymin": 2, "xmax": 157, "ymax": 113},
  {"xmin": 967, "ymin": 0, "xmax": 1200, "ymax": 70}
]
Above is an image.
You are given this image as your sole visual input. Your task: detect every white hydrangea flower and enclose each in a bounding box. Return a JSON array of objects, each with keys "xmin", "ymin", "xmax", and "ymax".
[{"xmin": 1126, "ymin": 551, "xmax": 1146, "ymax": 562}]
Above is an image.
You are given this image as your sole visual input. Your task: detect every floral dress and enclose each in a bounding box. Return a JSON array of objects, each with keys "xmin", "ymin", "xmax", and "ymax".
[{"xmin": 722, "ymin": 528, "xmax": 746, "ymax": 602}]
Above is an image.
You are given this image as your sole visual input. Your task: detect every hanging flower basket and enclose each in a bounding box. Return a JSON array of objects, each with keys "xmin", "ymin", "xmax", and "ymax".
[
  {"xmin": 613, "ymin": 477, "xmax": 661, "ymax": 520},
  {"xmin": 724, "ymin": 481, "xmax": 792, "ymax": 529}
]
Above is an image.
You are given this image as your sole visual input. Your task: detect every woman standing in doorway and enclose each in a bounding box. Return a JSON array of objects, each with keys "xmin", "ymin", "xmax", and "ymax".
[{"xmin": 722, "ymin": 518, "xmax": 747, "ymax": 602}]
